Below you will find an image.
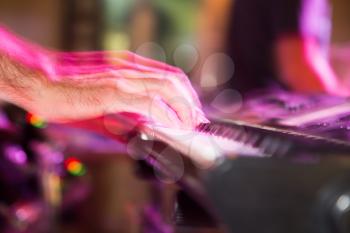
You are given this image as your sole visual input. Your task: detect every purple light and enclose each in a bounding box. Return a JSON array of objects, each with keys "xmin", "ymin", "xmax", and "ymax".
[
  {"xmin": 0, "ymin": 112, "xmax": 11, "ymax": 129},
  {"xmin": 4, "ymin": 145, "xmax": 27, "ymax": 165}
]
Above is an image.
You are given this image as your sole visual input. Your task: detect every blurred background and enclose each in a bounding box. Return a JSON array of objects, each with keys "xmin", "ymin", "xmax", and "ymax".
[{"xmin": 0, "ymin": 0, "xmax": 350, "ymax": 232}]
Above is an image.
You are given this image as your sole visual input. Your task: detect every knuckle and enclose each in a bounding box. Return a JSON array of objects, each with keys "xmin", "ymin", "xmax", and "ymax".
[
  {"xmin": 173, "ymin": 72, "xmax": 188, "ymax": 84},
  {"xmin": 123, "ymin": 50, "xmax": 133, "ymax": 57},
  {"xmin": 162, "ymin": 77, "xmax": 174, "ymax": 87}
]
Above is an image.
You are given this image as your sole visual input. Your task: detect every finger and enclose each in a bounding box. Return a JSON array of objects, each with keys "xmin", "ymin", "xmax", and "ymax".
[
  {"xmin": 194, "ymin": 108, "xmax": 210, "ymax": 124},
  {"xmin": 122, "ymin": 67, "xmax": 203, "ymax": 109},
  {"xmin": 112, "ymin": 72, "xmax": 199, "ymax": 127},
  {"xmin": 55, "ymin": 52, "xmax": 204, "ymax": 110},
  {"xmin": 113, "ymin": 95, "xmax": 183, "ymax": 128},
  {"xmin": 157, "ymin": 72, "xmax": 206, "ymax": 124},
  {"xmin": 113, "ymin": 69, "xmax": 201, "ymax": 109},
  {"xmin": 170, "ymin": 72, "xmax": 203, "ymax": 109},
  {"xmin": 61, "ymin": 70, "xmax": 206, "ymax": 127},
  {"xmin": 59, "ymin": 71, "xmax": 204, "ymax": 128}
]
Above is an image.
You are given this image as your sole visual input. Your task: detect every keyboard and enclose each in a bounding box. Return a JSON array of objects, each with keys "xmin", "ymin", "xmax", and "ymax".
[{"xmin": 138, "ymin": 119, "xmax": 350, "ymax": 170}]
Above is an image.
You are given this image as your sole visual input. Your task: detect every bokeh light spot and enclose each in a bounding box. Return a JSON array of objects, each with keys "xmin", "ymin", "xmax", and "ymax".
[
  {"xmin": 200, "ymin": 53, "xmax": 235, "ymax": 88},
  {"xmin": 26, "ymin": 113, "xmax": 47, "ymax": 128},
  {"xmin": 173, "ymin": 43, "xmax": 199, "ymax": 73},
  {"xmin": 64, "ymin": 157, "xmax": 87, "ymax": 176},
  {"xmin": 210, "ymin": 89, "xmax": 243, "ymax": 114},
  {"xmin": 135, "ymin": 42, "xmax": 166, "ymax": 63}
]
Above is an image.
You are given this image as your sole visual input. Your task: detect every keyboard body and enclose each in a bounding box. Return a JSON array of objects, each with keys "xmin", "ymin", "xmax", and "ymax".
[{"xmin": 132, "ymin": 88, "xmax": 350, "ymax": 233}]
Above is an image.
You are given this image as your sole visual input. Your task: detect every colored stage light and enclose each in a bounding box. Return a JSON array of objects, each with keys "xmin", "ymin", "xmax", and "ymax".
[
  {"xmin": 64, "ymin": 157, "xmax": 86, "ymax": 176},
  {"xmin": 26, "ymin": 113, "xmax": 47, "ymax": 128}
]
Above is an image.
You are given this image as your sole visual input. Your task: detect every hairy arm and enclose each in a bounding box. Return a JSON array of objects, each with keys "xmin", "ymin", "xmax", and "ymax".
[
  {"xmin": 0, "ymin": 52, "xmax": 46, "ymax": 112},
  {"xmin": 0, "ymin": 26, "xmax": 206, "ymax": 128}
]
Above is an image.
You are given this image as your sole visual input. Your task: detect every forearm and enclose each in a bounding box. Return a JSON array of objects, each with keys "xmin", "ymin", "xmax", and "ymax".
[
  {"xmin": 0, "ymin": 26, "xmax": 54, "ymax": 72},
  {"xmin": 0, "ymin": 27, "xmax": 48, "ymax": 110},
  {"xmin": 0, "ymin": 53, "xmax": 44, "ymax": 110}
]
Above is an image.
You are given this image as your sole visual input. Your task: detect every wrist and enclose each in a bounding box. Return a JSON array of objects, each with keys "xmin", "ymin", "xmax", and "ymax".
[
  {"xmin": 0, "ymin": 52, "xmax": 48, "ymax": 112},
  {"xmin": 0, "ymin": 26, "xmax": 55, "ymax": 77}
]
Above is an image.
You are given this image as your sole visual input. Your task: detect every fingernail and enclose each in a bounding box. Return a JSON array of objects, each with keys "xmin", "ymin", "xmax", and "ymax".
[
  {"xmin": 194, "ymin": 108, "xmax": 209, "ymax": 122},
  {"xmin": 195, "ymin": 106, "xmax": 205, "ymax": 114},
  {"xmin": 200, "ymin": 116, "xmax": 210, "ymax": 123}
]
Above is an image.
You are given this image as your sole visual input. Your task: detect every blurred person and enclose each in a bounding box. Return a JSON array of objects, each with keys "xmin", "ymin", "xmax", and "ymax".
[
  {"xmin": 128, "ymin": 1, "xmax": 158, "ymax": 52},
  {"xmin": 127, "ymin": 0, "xmax": 170, "ymax": 52},
  {"xmin": 195, "ymin": 0, "xmax": 232, "ymax": 72},
  {"xmin": 228, "ymin": 0, "xmax": 350, "ymax": 95},
  {"xmin": 197, "ymin": 0, "xmax": 350, "ymax": 96},
  {"xmin": 0, "ymin": 26, "xmax": 206, "ymax": 130},
  {"xmin": 331, "ymin": 43, "xmax": 350, "ymax": 83}
]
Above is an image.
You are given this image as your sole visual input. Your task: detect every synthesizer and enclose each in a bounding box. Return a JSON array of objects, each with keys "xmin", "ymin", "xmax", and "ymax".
[
  {"xmin": 128, "ymin": 119, "xmax": 350, "ymax": 233},
  {"xmin": 231, "ymin": 88, "xmax": 350, "ymax": 142},
  {"xmin": 129, "ymin": 89, "xmax": 350, "ymax": 233},
  {"xmin": 137, "ymin": 119, "xmax": 350, "ymax": 170}
]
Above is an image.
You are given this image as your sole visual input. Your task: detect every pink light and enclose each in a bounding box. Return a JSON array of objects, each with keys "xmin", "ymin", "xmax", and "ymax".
[{"xmin": 4, "ymin": 145, "xmax": 27, "ymax": 165}]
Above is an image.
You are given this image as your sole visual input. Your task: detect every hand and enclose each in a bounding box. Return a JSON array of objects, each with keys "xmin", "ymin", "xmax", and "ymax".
[{"xmin": 28, "ymin": 50, "xmax": 207, "ymax": 129}]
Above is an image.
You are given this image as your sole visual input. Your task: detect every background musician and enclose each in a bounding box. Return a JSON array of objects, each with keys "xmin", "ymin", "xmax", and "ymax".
[
  {"xmin": 195, "ymin": 0, "xmax": 350, "ymax": 98},
  {"xmin": 227, "ymin": 0, "xmax": 350, "ymax": 95}
]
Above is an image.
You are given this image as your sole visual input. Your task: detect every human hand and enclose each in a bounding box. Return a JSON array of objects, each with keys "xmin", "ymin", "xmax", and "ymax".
[{"xmin": 28, "ymin": 50, "xmax": 207, "ymax": 129}]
